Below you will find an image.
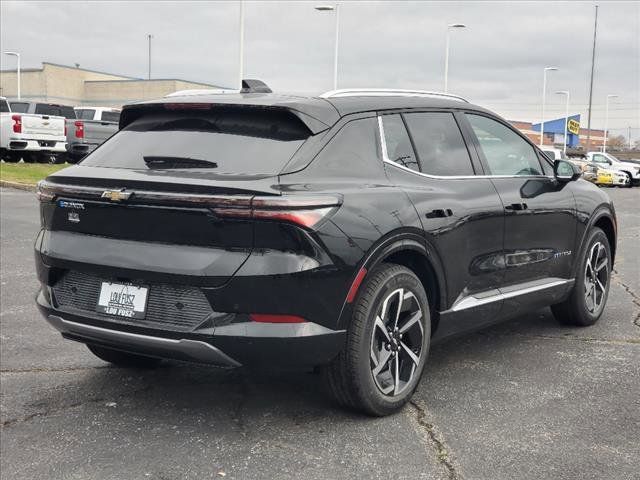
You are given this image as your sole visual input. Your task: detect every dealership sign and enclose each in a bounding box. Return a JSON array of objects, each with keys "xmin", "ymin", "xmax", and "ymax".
[{"xmin": 567, "ymin": 119, "xmax": 580, "ymax": 135}]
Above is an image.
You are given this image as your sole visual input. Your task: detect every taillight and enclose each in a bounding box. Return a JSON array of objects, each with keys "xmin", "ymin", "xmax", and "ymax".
[
  {"xmin": 36, "ymin": 181, "xmax": 55, "ymax": 203},
  {"xmin": 74, "ymin": 121, "xmax": 84, "ymax": 138},
  {"xmin": 64, "ymin": 123, "xmax": 67, "ymax": 136},
  {"xmin": 11, "ymin": 114, "xmax": 21, "ymax": 133},
  {"xmin": 212, "ymin": 194, "xmax": 341, "ymax": 229}
]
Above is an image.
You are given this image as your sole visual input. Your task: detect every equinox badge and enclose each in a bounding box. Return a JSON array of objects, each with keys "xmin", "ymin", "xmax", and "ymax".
[{"xmin": 101, "ymin": 189, "xmax": 132, "ymax": 202}]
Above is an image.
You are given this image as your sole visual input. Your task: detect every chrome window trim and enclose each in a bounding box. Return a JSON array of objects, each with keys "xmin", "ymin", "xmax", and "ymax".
[
  {"xmin": 377, "ymin": 115, "xmax": 554, "ymax": 181},
  {"xmin": 447, "ymin": 278, "xmax": 574, "ymax": 313}
]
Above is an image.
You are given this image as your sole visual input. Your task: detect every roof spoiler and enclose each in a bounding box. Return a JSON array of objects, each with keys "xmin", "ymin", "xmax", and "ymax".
[{"xmin": 241, "ymin": 79, "xmax": 272, "ymax": 94}]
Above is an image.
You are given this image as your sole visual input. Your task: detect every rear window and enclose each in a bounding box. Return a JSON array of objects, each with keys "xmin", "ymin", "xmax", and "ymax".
[
  {"xmin": 34, "ymin": 103, "xmax": 76, "ymax": 119},
  {"xmin": 76, "ymin": 109, "xmax": 96, "ymax": 120},
  {"xmin": 10, "ymin": 102, "xmax": 29, "ymax": 113},
  {"xmin": 80, "ymin": 109, "xmax": 310, "ymax": 175},
  {"xmin": 101, "ymin": 111, "xmax": 120, "ymax": 123},
  {"xmin": 0, "ymin": 99, "xmax": 8, "ymax": 113}
]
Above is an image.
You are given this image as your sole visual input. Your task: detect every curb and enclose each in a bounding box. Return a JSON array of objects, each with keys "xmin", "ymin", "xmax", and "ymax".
[{"xmin": 0, "ymin": 181, "xmax": 37, "ymax": 192}]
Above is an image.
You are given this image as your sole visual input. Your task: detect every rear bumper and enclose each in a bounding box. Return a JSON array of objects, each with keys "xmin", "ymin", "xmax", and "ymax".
[
  {"xmin": 7, "ymin": 139, "xmax": 66, "ymax": 153},
  {"xmin": 66, "ymin": 142, "xmax": 98, "ymax": 157},
  {"xmin": 36, "ymin": 288, "xmax": 346, "ymax": 368}
]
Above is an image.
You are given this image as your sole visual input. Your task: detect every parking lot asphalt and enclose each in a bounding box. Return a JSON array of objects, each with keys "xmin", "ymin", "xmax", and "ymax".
[{"xmin": 1, "ymin": 186, "xmax": 638, "ymax": 480}]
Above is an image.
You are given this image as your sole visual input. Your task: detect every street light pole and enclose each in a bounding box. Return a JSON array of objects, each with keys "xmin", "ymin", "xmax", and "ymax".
[
  {"xmin": 444, "ymin": 23, "xmax": 466, "ymax": 94},
  {"xmin": 555, "ymin": 90, "xmax": 570, "ymax": 155},
  {"xmin": 3, "ymin": 51, "xmax": 21, "ymax": 99},
  {"xmin": 315, "ymin": 4, "xmax": 339, "ymax": 90},
  {"xmin": 540, "ymin": 66, "xmax": 559, "ymax": 147},
  {"xmin": 147, "ymin": 34, "xmax": 153, "ymax": 80},
  {"xmin": 239, "ymin": 0, "xmax": 245, "ymax": 88},
  {"xmin": 603, "ymin": 94, "xmax": 619, "ymax": 153}
]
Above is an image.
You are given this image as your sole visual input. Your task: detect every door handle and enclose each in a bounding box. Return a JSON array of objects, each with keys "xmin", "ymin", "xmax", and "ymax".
[
  {"xmin": 505, "ymin": 202, "xmax": 528, "ymax": 211},
  {"xmin": 426, "ymin": 208, "xmax": 454, "ymax": 219}
]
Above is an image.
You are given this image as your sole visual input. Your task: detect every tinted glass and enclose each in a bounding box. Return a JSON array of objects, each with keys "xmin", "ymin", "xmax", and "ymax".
[
  {"xmin": 591, "ymin": 154, "xmax": 610, "ymax": 164},
  {"xmin": 76, "ymin": 109, "xmax": 96, "ymax": 120},
  {"xmin": 0, "ymin": 99, "xmax": 8, "ymax": 113},
  {"xmin": 467, "ymin": 114, "xmax": 542, "ymax": 176},
  {"xmin": 35, "ymin": 103, "xmax": 76, "ymax": 119},
  {"xmin": 404, "ymin": 112, "xmax": 474, "ymax": 176},
  {"xmin": 81, "ymin": 109, "xmax": 310, "ymax": 175},
  {"xmin": 9, "ymin": 102, "xmax": 29, "ymax": 113},
  {"xmin": 311, "ymin": 117, "xmax": 382, "ymax": 179},
  {"xmin": 381, "ymin": 114, "xmax": 418, "ymax": 172},
  {"xmin": 101, "ymin": 111, "xmax": 120, "ymax": 123}
]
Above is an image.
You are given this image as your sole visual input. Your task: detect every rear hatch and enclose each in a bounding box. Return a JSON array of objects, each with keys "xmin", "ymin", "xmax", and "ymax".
[{"xmin": 39, "ymin": 105, "xmax": 313, "ymax": 285}]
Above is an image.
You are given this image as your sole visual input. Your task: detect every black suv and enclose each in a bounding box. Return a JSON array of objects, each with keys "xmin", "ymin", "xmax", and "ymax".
[{"xmin": 35, "ymin": 84, "xmax": 616, "ymax": 416}]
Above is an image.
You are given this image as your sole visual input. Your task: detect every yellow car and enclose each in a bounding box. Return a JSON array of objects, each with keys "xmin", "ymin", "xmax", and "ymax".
[{"xmin": 595, "ymin": 169, "xmax": 614, "ymax": 186}]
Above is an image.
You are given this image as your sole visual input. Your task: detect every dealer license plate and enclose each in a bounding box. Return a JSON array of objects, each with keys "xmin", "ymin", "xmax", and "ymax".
[{"xmin": 96, "ymin": 282, "xmax": 149, "ymax": 319}]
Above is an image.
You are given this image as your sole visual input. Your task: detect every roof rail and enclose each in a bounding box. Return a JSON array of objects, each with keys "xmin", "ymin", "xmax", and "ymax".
[
  {"xmin": 165, "ymin": 88, "xmax": 239, "ymax": 97},
  {"xmin": 319, "ymin": 88, "xmax": 469, "ymax": 103}
]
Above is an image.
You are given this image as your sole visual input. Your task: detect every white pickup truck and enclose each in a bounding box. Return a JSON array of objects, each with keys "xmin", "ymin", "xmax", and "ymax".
[
  {"xmin": 586, "ymin": 151, "xmax": 640, "ymax": 187},
  {"xmin": 1, "ymin": 98, "xmax": 68, "ymax": 163},
  {"xmin": 66, "ymin": 107, "xmax": 121, "ymax": 162}
]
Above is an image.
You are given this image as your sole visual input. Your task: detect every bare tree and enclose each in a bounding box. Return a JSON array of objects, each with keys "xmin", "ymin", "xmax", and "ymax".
[{"xmin": 607, "ymin": 135, "xmax": 627, "ymax": 150}]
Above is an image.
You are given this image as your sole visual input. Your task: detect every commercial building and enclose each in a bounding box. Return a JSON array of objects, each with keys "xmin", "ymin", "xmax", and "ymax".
[
  {"xmin": 510, "ymin": 116, "xmax": 605, "ymax": 149},
  {"xmin": 0, "ymin": 62, "xmax": 225, "ymax": 108}
]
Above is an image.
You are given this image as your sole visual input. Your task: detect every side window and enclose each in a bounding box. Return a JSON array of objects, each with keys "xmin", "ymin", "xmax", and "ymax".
[
  {"xmin": 592, "ymin": 154, "xmax": 609, "ymax": 164},
  {"xmin": 9, "ymin": 102, "xmax": 29, "ymax": 113},
  {"xmin": 311, "ymin": 117, "xmax": 384, "ymax": 179},
  {"xmin": 380, "ymin": 114, "xmax": 419, "ymax": 172},
  {"xmin": 466, "ymin": 114, "xmax": 543, "ymax": 176},
  {"xmin": 403, "ymin": 112, "xmax": 474, "ymax": 176}
]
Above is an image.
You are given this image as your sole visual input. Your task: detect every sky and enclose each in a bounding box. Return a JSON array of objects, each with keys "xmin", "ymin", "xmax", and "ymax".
[{"xmin": 1, "ymin": 1, "xmax": 638, "ymax": 139}]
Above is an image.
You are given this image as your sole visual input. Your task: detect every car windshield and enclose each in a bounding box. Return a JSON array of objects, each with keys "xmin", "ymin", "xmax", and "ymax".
[
  {"xmin": 80, "ymin": 108, "xmax": 311, "ymax": 174},
  {"xmin": 35, "ymin": 103, "xmax": 77, "ymax": 119}
]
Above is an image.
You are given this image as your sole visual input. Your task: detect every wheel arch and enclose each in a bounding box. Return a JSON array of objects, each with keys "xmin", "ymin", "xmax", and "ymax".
[
  {"xmin": 337, "ymin": 231, "xmax": 447, "ymax": 335},
  {"xmin": 574, "ymin": 208, "xmax": 617, "ymax": 276}
]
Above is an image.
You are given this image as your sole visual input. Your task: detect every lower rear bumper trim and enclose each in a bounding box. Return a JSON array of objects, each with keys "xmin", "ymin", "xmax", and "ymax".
[{"xmin": 46, "ymin": 314, "xmax": 241, "ymax": 367}]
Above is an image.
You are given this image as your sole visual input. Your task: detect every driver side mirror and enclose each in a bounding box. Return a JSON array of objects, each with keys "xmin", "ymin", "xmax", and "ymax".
[{"xmin": 554, "ymin": 159, "xmax": 581, "ymax": 182}]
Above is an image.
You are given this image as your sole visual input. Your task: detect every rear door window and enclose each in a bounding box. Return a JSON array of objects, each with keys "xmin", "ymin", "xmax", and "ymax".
[
  {"xmin": 466, "ymin": 114, "xmax": 543, "ymax": 176},
  {"xmin": 403, "ymin": 112, "xmax": 475, "ymax": 176},
  {"xmin": 380, "ymin": 114, "xmax": 419, "ymax": 172},
  {"xmin": 0, "ymin": 99, "xmax": 9, "ymax": 113},
  {"xmin": 80, "ymin": 108, "xmax": 311, "ymax": 175}
]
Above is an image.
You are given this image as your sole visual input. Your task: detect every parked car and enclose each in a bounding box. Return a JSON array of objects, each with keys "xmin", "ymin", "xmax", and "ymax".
[
  {"xmin": 34, "ymin": 85, "xmax": 616, "ymax": 416},
  {"xmin": 579, "ymin": 163, "xmax": 598, "ymax": 183},
  {"xmin": 540, "ymin": 147, "xmax": 568, "ymax": 161},
  {"xmin": 66, "ymin": 107, "xmax": 121, "ymax": 163},
  {"xmin": 586, "ymin": 151, "xmax": 640, "ymax": 187},
  {"xmin": 1, "ymin": 99, "xmax": 68, "ymax": 163}
]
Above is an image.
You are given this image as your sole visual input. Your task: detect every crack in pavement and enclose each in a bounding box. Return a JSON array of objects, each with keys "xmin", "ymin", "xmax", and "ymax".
[
  {"xmin": 1, "ymin": 385, "xmax": 153, "ymax": 428},
  {"xmin": 408, "ymin": 399, "xmax": 461, "ymax": 480},
  {"xmin": 612, "ymin": 270, "xmax": 640, "ymax": 327}
]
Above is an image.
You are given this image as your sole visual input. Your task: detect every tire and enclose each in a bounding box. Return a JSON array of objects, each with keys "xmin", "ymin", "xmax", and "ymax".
[
  {"xmin": 322, "ymin": 263, "xmax": 431, "ymax": 416},
  {"xmin": 1, "ymin": 150, "xmax": 19, "ymax": 163},
  {"xmin": 22, "ymin": 152, "xmax": 37, "ymax": 163},
  {"xmin": 551, "ymin": 227, "xmax": 612, "ymax": 326},
  {"xmin": 87, "ymin": 344, "xmax": 162, "ymax": 368}
]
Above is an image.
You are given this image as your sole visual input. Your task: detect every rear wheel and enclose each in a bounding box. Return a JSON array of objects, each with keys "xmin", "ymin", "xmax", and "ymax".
[
  {"xmin": 22, "ymin": 152, "xmax": 37, "ymax": 163},
  {"xmin": 323, "ymin": 263, "xmax": 430, "ymax": 416},
  {"xmin": 87, "ymin": 344, "xmax": 162, "ymax": 368},
  {"xmin": 1, "ymin": 150, "xmax": 20, "ymax": 163},
  {"xmin": 551, "ymin": 227, "xmax": 611, "ymax": 326}
]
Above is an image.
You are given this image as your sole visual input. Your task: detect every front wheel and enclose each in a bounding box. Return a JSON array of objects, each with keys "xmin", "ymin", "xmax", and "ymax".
[
  {"xmin": 87, "ymin": 344, "xmax": 162, "ymax": 368},
  {"xmin": 551, "ymin": 227, "xmax": 611, "ymax": 326},
  {"xmin": 323, "ymin": 263, "xmax": 431, "ymax": 416}
]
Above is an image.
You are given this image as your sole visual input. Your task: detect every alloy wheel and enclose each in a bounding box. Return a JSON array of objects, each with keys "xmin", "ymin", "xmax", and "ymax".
[
  {"xmin": 584, "ymin": 241, "xmax": 609, "ymax": 314},
  {"xmin": 370, "ymin": 288, "xmax": 424, "ymax": 396}
]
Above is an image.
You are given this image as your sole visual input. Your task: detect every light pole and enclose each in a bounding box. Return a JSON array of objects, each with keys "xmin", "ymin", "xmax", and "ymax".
[
  {"xmin": 444, "ymin": 23, "xmax": 466, "ymax": 94},
  {"xmin": 555, "ymin": 90, "xmax": 570, "ymax": 155},
  {"xmin": 239, "ymin": 0, "xmax": 245, "ymax": 88},
  {"xmin": 147, "ymin": 34, "xmax": 153, "ymax": 80},
  {"xmin": 3, "ymin": 51, "xmax": 20, "ymax": 99},
  {"xmin": 540, "ymin": 66, "xmax": 559, "ymax": 146},
  {"xmin": 603, "ymin": 94, "xmax": 619, "ymax": 153},
  {"xmin": 315, "ymin": 4, "xmax": 339, "ymax": 90}
]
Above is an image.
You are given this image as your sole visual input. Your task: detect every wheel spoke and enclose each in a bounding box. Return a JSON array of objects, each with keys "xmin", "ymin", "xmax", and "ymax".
[
  {"xmin": 398, "ymin": 310, "xmax": 422, "ymax": 334},
  {"xmin": 374, "ymin": 316, "xmax": 391, "ymax": 342},
  {"xmin": 400, "ymin": 341, "xmax": 419, "ymax": 367},
  {"xmin": 596, "ymin": 278, "xmax": 606, "ymax": 296},
  {"xmin": 393, "ymin": 289, "xmax": 404, "ymax": 329},
  {"xmin": 595, "ymin": 258, "xmax": 608, "ymax": 272},
  {"xmin": 393, "ymin": 354, "xmax": 400, "ymax": 395},
  {"xmin": 372, "ymin": 348, "xmax": 392, "ymax": 376}
]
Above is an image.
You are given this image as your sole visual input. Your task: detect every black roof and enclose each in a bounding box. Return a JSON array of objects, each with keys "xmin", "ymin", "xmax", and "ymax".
[{"xmin": 123, "ymin": 92, "xmax": 493, "ymax": 134}]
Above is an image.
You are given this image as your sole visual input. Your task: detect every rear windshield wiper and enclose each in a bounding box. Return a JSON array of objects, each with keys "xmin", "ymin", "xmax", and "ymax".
[{"xmin": 143, "ymin": 156, "xmax": 218, "ymax": 169}]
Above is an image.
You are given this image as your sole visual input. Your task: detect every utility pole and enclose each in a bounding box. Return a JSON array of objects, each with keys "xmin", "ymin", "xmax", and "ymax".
[
  {"xmin": 585, "ymin": 5, "xmax": 598, "ymax": 152},
  {"xmin": 147, "ymin": 34, "xmax": 153, "ymax": 80},
  {"xmin": 629, "ymin": 126, "xmax": 632, "ymax": 150},
  {"xmin": 239, "ymin": 0, "xmax": 245, "ymax": 88}
]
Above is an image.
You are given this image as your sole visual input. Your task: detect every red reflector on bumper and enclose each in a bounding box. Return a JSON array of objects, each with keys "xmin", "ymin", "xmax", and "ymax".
[
  {"xmin": 249, "ymin": 314, "xmax": 307, "ymax": 323},
  {"xmin": 346, "ymin": 267, "xmax": 367, "ymax": 303}
]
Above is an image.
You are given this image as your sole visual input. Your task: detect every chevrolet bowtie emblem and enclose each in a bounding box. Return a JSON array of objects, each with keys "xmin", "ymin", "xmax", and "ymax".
[{"xmin": 101, "ymin": 189, "xmax": 132, "ymax": 202}]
